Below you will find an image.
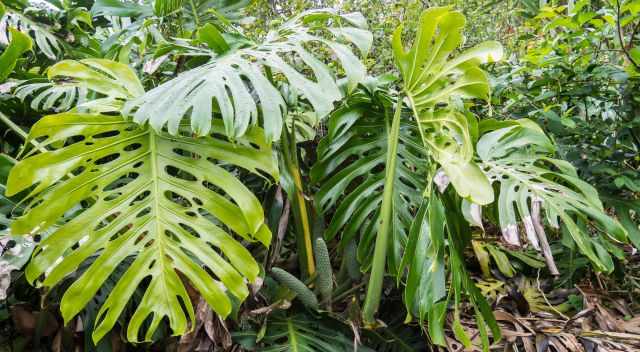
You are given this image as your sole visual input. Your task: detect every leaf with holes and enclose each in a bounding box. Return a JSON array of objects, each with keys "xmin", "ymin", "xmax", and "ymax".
[
  {"xmin": 393, "ymin": 7, "xmax": 503, "ymax": 204},
  {"xmin": 124, "ymin": 9, "xmax": 371, "ymax": 141},
  {"xmin": 0, "ymin": 11, "xmax": 61, "ymax": 60},
  {"xmin": 477, "ymin": 119, "xmax": 627, "ymax": 272},
  {"xmin": 6, "ymin": 112, "xmax": 278, "ymax": 342},
  {"xmin": 14, "ymin": 59, "xmax": 144, "ymax": 113},
  {"xmin": 311, "ymin": 79, "xmax": 428, "ymax": 275},
  {"xmin": 13, "ymin": 80, "xmax": 88, "ymax": 112}
]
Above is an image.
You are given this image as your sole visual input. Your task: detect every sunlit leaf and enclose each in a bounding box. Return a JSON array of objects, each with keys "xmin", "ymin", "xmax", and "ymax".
[
  {"xmin": 6, "ymin": 61, "xmax": 278, "ymax": 343},
  {"xmin": 124, "ymin": 9, "xmax": 371, "ymax": 141},
  {"xmin": 392, "ymin": 7, "xmax": 503, "ymax": 205}
]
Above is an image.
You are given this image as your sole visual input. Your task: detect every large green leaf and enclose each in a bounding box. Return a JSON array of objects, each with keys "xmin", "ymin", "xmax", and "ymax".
[
  {"xmin": 392, "ymin": 6, "xmax": 503, "ymax": 205},
  {"xmin": 398, "ymin": 192, "xmax": 501, "ymax": 349},
  {"xmin": 311, "ymin": 80, "xmax": 427, "ymax": 275},
  {"xmin": 400, "ymin": 197, "xmax": 446, "ymax": 341},
  {"xmin": 0, "ymin": 27, "xmax": 31, "ymax": 82},
  {"xmin": 1, "ymin": 10, "xmax": 61, "ymax": 59},
  {"xmin": 477, "ymin": 119, "xmax": 628, "ymax": 272},
  {"xmin": 124, "ymin": 9, "xmax": 371, "ymax": 141},
  {"xmin": 14, "ymin": 59, "xmax": 143, "ymax": 113},
  {"xmin": 313, "ymin": 80, "xmax": 430, "ymax": 322},
  {"xmin": 47, "ymin": 59, "xmax": 145, "ymax": 99},
  {"xmin": 14, "ymin": 80, "xmax": 88, "ymax": 112},
  {"xmin": 6, "ymin": 112, "xmax": 277, "ymax": 342}
]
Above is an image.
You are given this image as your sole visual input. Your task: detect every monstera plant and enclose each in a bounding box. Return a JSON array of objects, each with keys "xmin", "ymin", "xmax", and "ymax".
[
  {"xmin": 5, "ymin": 60, "xmax": 277, "ymax": 342},
  {"xmin": 1, "ymin": 2, "xmax": 634, "ymax": 350},
  {"xmin": 3, "ymin": 9, "xmax": 369, "ymax": 343},
  {"xmin": 312, "ymin": 6, "xmax": 629, "ymax": 349}
]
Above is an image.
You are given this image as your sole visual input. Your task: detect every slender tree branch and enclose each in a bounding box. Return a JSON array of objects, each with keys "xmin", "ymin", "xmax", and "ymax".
[
  {"xmin": 0, "ymin": 111, "xmax": 45, "ymax": 153},
  {"xmin": 616, "ymin": 0, "xmax": 640, "ymax": 69},
  {"xmin": 0, "ymin": 111, "xmax": 28, "ymax": 140}
]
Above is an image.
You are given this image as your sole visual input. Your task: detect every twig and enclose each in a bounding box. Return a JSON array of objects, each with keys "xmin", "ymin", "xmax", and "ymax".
[
  {"xmin": 324, "ymin": 281, "xmax": 366, "ymax": 305},
  {"xmin": 0, "ymin": 111, "xmax": 28, "ymax": 140},
  {"xmin": 616, "ymin": 0, "xmax": 640, "ymax": 70},
  {"xmin": 532, "ymin": 199, "xmax": 559, "ymax": 276},
  {"xmin": 581, "ymin": 330, "xmax": 640, "ymax": 341},
  {"xmin": 536, "ymin": 269, "xmax": 570, "ymax": 320},
  {"xmin": 0, "ymin": 111, "xmax": 46, "ymax": 153}
]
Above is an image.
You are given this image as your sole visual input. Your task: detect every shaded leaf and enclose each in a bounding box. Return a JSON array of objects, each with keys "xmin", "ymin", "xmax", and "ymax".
[{"xmin": 478, "ymin": 119, "xmax": 628, "ymax": 272}]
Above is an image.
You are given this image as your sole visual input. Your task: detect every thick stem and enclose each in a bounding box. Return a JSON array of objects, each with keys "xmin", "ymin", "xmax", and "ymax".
[
  {"xmin": 292, "ymin": 165, "xmax": 315, "ymax": 275},
  {"xmin": 280, "ymin": 121, "xmax": 315, "ymax": 276},
  {"xmin": 362, "ymin": 100, "xmax": 402, "ymax": 325}
]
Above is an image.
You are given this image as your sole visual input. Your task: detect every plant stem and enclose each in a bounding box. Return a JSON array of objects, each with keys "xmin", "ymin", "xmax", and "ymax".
[
  {"xmin": 362, "ymin": 99, "xmax": 402, "ymax": 325},
  {"xmin": 292, "ymin": 165, "xmax": 315, "ymax": 275},
  {"xmin": 0, "ymin": 112, "xmax": 46, "ymax": 154},
  {"xmin": 188, "ymin": 0, "xmax": 200, "ymax": 27},
  {"xmin": 323, "ymin": 281, "xmax": 365, "ymax": 306},
  {"xmin": 0, "ymin": 112, "xmax": 28, "ymax": 140},
  {"xmin": 616, "ymin": 0, "xmax": 640, "ymax": 70},
  {"xmin": 280, "ymin": 120, "xmax": 315, "ymax": 277}
]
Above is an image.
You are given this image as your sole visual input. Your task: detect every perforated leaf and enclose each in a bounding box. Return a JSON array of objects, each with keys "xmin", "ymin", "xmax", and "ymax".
[
  {"xmin": 477, "ymin": 119, "xmax": 627, "ymax": 272},
  {"xmin": 14, "ymin": 81, "xmax": 86, "ymax": 112},
  {"xmin": 0, "ymin": 11, "xmax": 61, "ymax": 59},
  {"xmin": 392, "ymin": 6, "xmax": 503, "ymax": 205},
  {"xmin": 14, "ymin": 59, "xmax": 144, "ymax": 113},
  {"xmin": 6, "ymin": 113, "xmax": 277, "ymax": 342},
  {"xmin": 124, "ymin": 9, "xmax": 371, "ymax": 141}
]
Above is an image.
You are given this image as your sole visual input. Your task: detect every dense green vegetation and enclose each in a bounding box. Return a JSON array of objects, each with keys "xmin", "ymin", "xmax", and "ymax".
[{"xmin": 0, "ymin": 0, "xmax": 638, "ymax": 351}]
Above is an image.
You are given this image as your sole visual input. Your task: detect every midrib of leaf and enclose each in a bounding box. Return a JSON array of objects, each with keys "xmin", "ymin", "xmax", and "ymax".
[
  {"xmin": 147, "ymin": 127, "xmax": 175, "ymax": 317},
  {"xmin": 188, "ymin": 0, "xmax": 200, "ymax": 26},
  {"xmin": 362, "ymin": 101, "xmax": 402, "ymax": 325},
  {"xmin": 405, "ymin": 94, "xmax": 429, "ymax": 155},
  {"xmin": 405, "ymin": 94, "xmax": 441, "ymax": 168}
]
